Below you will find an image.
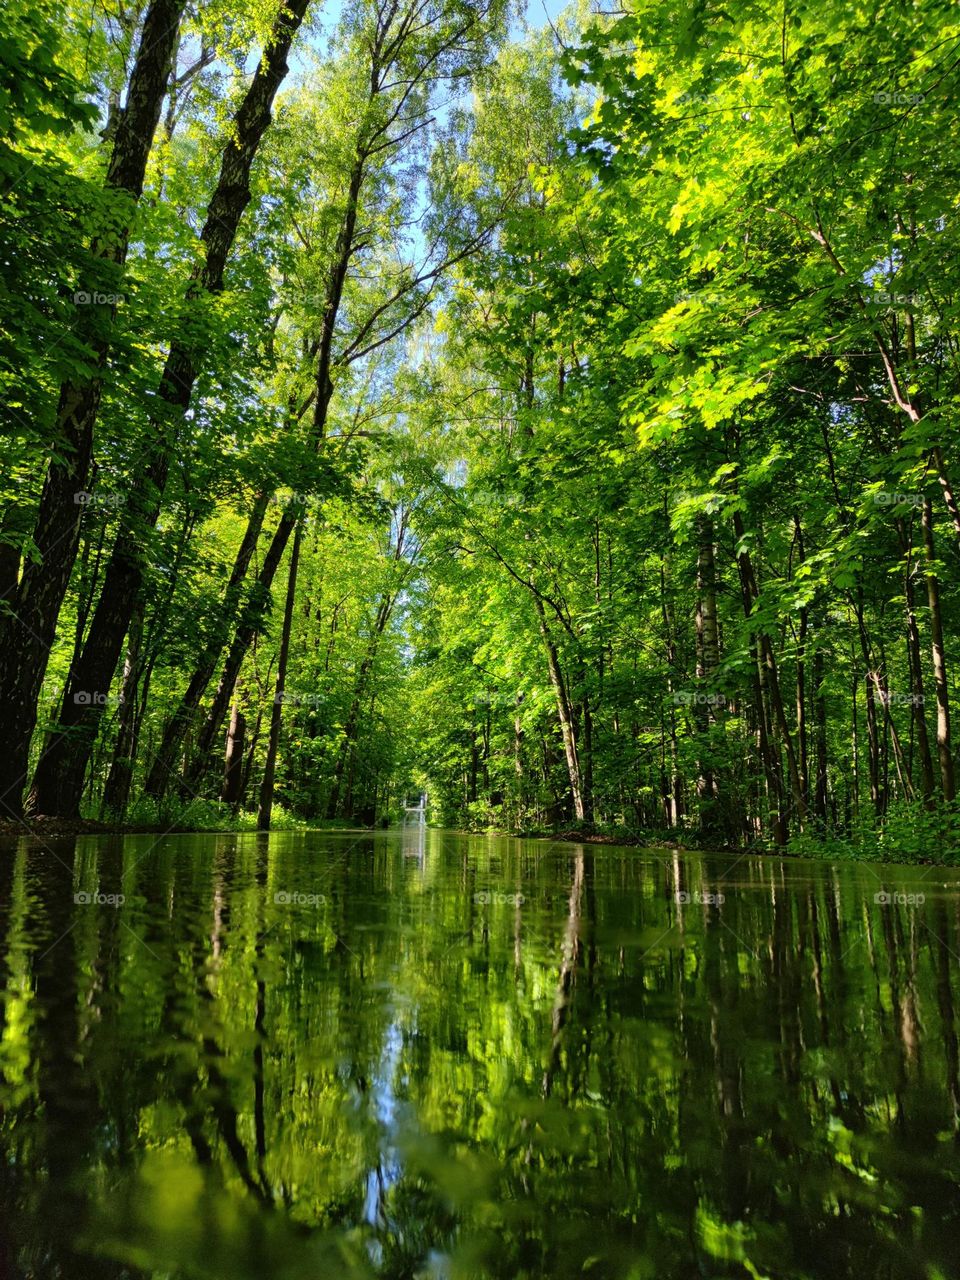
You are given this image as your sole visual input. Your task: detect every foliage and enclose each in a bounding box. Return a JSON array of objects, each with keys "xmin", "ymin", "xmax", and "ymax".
[{"xmin": 0, "ymin": 0, "xmax": 958, "ymax": 863}]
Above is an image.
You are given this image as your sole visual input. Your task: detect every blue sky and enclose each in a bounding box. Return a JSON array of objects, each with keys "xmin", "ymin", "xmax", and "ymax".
[
  {"xmin": 296, "ymin": 0, "xmax": 572, "ymax": 66},
  {"xmin": 527, "ymin": 0, "xmax": 569, "ymax": 24}
]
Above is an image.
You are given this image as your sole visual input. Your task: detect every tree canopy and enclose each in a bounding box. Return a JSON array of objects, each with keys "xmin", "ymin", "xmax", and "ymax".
[{"xmin": 1, "ymin": 0, "xmax": 959, "ymax": 857}]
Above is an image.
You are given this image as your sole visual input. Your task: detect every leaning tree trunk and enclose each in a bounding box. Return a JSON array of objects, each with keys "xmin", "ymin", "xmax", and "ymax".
[
  {"xmin": 184, "ymin": 152, "xmax": 368, "ymax": 792},
  {"xmin": 100, "ymin": 599, "xmax": 145, "ymax": 816},
  {"xmin": 533, "ymin": 594, "xmax": 586, "ymax": 824},
  {"xmin": 222, "ymin": 701, "xmax": 247, "ymax": 809},
  {"xmin": 326, "ymin": 573, "xmax": 406, "ymax": 819},
  {"xmin": 185, "ymin": 513, "xmax": 297, "ymax": 793},
  {"xmin": 145, "ymin": 492, "xmax": 270, "ymax": 799},
  {"xmin": 28, "ymin": 0, "xmax": 312, "ymax": 817},
  {"xmin": 0, "ymin": 0, "xmax": 185, "ymax": 817},
  {"xmin": 258, "ymin": 521, "xmax": 302, "ymax": 830}
]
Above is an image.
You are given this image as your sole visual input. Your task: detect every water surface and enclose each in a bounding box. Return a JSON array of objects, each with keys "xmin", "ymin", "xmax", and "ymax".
[{"xmin": 1, "ymin": 827, "xmax": 958, "ymax": 1279}]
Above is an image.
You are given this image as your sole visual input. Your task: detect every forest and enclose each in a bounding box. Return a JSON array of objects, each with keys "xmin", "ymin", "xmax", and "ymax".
[
  {"xmin": 3, "ymin": 0, "xmax": 960, "ymax": 858},
  {"xmin": 5, "ymin": 4, "xmax": 960, "ymax": 1278}
]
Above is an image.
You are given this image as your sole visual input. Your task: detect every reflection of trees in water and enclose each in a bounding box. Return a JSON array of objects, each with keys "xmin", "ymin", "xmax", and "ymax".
[
  {"xmin": 542, "ymin": 849, "xmax": 585, "ymax": 1099},
  {"xmin": 0, "ymin": 834, "xmax": 959, "ymax": 1277}
]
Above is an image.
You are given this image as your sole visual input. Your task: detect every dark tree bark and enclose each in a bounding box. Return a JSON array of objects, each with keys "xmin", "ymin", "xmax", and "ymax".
[
  {"xmin": 533, "ymin": 594, "xmax": 587, "ymax": 824},
  {"xmin": 28, "ymin": 0, "xmax": 313, "ymax": 816},
  {"xmin": 812, "ymin": 639, "xmax": 829, "ymax": 825},
  {"xmin": 732, "ymin": 509, "xmax": 805, "ymax": 839},
  {"xmin": 894, "ymin": 515, "xmax": 935, "ymax": 802},
  {"xmin": 144, "ymin": 492, "xmax": 270, "ymax": 799},
  {"xmin": 695, "ymin": 514, "xmax": 721, "ymax": 830},
  {"xmin": 185, "ymin": 512, "xmax": 298, "ymax": 792},
  {"xmin": 659, "ymin": 558, "xmax": 683, "ymax": 827},
  {"xmin": 0, "ymin": 0, "xmax": 186, "ymax": 817},
  {"xmin": 221, "ymin": 701, "xmax": 247, "ymax": 808},
  {"xmin": 922, "ymin": 495, "xmax": 955, "ymax": 801},
  {"xmin": 100, "ymin": 598, "xmax": 145, "ymax": 815},
  {"xmin": 326, "ymin": 543, "xmax": 410, "ymax": 819},
  {"xmin": 181, "ymin": 150, "xmax": 370, "ymax": 790},
  {"xmin": 852, "ymin": 598, "xmax": 884, "ymax": 816},
  {"xmin": 258, "ymin": 520, "xmax": 302, "ymax": 829}
]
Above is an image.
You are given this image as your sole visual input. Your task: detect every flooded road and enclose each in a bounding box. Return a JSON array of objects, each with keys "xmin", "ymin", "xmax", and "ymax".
[{"xmin": 1, "ymin": 827, "xmax": 958, "ymax": 1278}]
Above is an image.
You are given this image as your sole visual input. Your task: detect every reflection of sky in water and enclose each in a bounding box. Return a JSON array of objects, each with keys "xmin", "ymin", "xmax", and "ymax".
[
  {"xmin": 5, "ymin": 830, "xmax": 956, "ymax": 1278},
  {"xmin": 403, "ymin": 805, "xmax": 427, "ymax": 863},
  {"xmin": 364, "ymin": 1017, "xmax": 407, "ymax": 1265}
]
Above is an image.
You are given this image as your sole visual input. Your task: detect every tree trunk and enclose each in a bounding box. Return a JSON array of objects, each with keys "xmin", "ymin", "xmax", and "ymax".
[
  {"xmin": 812, "ymin": 640, "xmax": 828, "ymax": 825},
  {"xmin": 468, "ymin": 713, "xmax": 479, "ymax": 805},
  {"xmin": 850, "ymin": 654, "xmax": 860, "ymax": 819},
  {"xmin": 181, "ymin": 152, "xmax": 369, "ymax": 790},
  {"xmin": 0, "ymin": 0, "xmax": 185, "ymax": 817},
  {"xmin": 793, "ymin": 517, "xmax": 809, "ymax": 807},
  {"xmin": 659, "ymin": 558, "xmax": 682, "ymax": 826},
  {"xmin": 853, "ymin": 600, "xmax": 884, "ymax": 816},
  {"xmin": 695, "ymin": 514, "xmax": 721, "ymax": 826},
  {"xmin": 187, "ymin": 514, "xmax": 298, "ymax": 791},
  {"xmin": 896, "ymin": 516, "xmax": 936, "ymax": 802},
  {"xmin": 932, "ymin": 445, "xmax": 960, "ymax": 557},
  {"xmin": 258, "ymin": 521, "xmax": 302, "ymax": 829},
  {"xmin": 533, "ymin": 594, "xmax": 586, "ymax": 823},
  {"xmin": 732, "ymin": 510, "xmax": 805, "ymax": 837},
  {"xmin": 100, "ymin": 599, "xmax": 145, "ymax": 815},
  {"xmin": 222, "ymin": 702, "xmax": 247, "ymax": 808},
  {"xmin": 922, "ymin": 495, "xmax": 955, "ymax": 800},
  {"xmin": 581, "ymin": 698, "xmax": 594, "ymax": 824},
  {"xmin": 325, "ymin": 582, "xmax": 403, "ymax": 819},
  {"xmin": 145, "ymin": 492, "xmax": 270, "ymax": 798},
  {"xmin": 27, "ymin": 0, "xmax": 312, "ymax": 817}
]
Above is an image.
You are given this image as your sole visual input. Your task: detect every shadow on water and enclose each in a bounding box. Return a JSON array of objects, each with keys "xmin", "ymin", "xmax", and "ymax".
[{"xmin": 1, "ymin": 827, "xmax": 959, "ymax": 1278}]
